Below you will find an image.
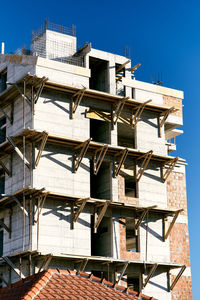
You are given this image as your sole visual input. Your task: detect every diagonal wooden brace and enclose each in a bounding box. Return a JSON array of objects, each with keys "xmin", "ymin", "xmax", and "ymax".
[
  {"xmin": 116, "ymin": 59, "xmax": 131, "ymax": 73},
  {"xmin": 113, "ymin": 97, "xmax": 129, "ymax": 125},
  {"xmin": 73, "ymin": 197, "xmax": 90, "ymax": 224},
  {"xmin": 0, "ymin": 158, "xmax": 11, "ymax": 177},
  {"xmin": 143, "ymin": 263, "xmax": 158, "ymax": 288},
  {"xmin": 93, "ymin": 145, "xmax": 108, "ymax": 175},
  {"xmin": 114, "ymin": 148, "xmax": 129, "ymax": 178},
  {"xmin": 0, "ymin": 220, "xmax": 11, "ymax": 234},
  {"xmin": 170, "ymin": 265, "xmax": 186, "ymax": 290},
  {"xmin": 161, "ymin": 157, "xmax": 179, "ymax": 183},
  {"xmin": 94, "ymin": 201, "xmax": 111, "ymax": 233},
  {"xmin": 35, "ymin": 131, "xmax": 49, "ymax": 167},
  {"xmin": 38, "ymin": 254, "xmax": 53, "ymax": 273},
  {"xmin": 73, "ymin": 138, "xmax": 92, "ymax": 173},
  {"xmin": 135, "ymin": 205, "xmax": 157, "ymax": 230},
  {"xmin": 2, "ymin": 256, "xmax": 25, "ymax": 279},
  {"xmin": 131, "ymin": 100, "xmax": 152, "ymax": 128},
  {"xmin": 0, "ymin": 106, "xmax": 13, "ymax": 124},
  {"xmin": 164, "ymin": 209, "xmax": 183, "ymax": 241},
  {"xmin": 117, "ymin": 261, "xmax": 129, "ymax": 283},
  {"xmin": 14, "ymin": 83, "xmax": 32, "ymax": 106},
  {"xmin": 158, "ymin": 107, "xmax": 178, "ymax": 137},
  {"xmin": 136, "ymin": 150, "xmax": 153, "ymax": 182},
  {"xmin": 34, "ymin": 77, "xmax": 48, "ymax": 104},
  {"xmin": 7, "ymin": 136, "xmax": 30, "ymax": 168},
  {"xmin": 71, "ymin": 87, "xmax": 86, "ymax": 119}
]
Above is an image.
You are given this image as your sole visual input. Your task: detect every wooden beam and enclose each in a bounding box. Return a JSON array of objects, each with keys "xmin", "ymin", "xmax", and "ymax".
[
  {"xmin": 73, "ymin": 138, "xmax": 92, "ymax": 173},
  {"xmin": 116, "ymin": 60, "xmax": 131, "ymax": 73},
  {"xmin": 93, "ymin": 145, "xmax": 108, "ymax": 175},
  {"xmin": 73, "ymin": 198, "xmax": 89, "ymax": 223},
  {"xmin": 37, "ymin": 192, "xmax": 49, "ymax": 222},
  {"xmin": 9, "ymin": 195, "xmax": 28, "ymax": 217},
  {"xmin": 135, "ymin": 205, "xmax": 157, "ymax": 230},
  {"xmin": 0, "ymin": 220, "xmax": 10, "ymax": 234},
  {"xmin": 38, "ymin": 254, "xmax": 53, "ymax": 272},
  {"xmin": 94, "ymin": 201, "xmax": 110, "ymax": 233},
  {"xmin": 2, "ymin": 256, "xmax": 25, "ymax": 279},
  {"xmin": 34, "ymin": 78, "xmax": 47, "ymax": 104},
  {"xmin": 0, "ymin": 159, "xmax": 11, "ymax": 177},
  {"xmin": 136, "ymin": 150, "xmax": 153, "ymax": 182},
  {"xmin": 13, "ymin": 83, "xmax": 32, "ymax": 106},
  {"xmin": 131, "ymin": 100, "xmax": 152, "ymax": 128},
  {"xmin": 130, "ymin": 63, "xmax": 141, "ymax": 73},
  {"xmin": 117, "ymin": 261, "xmax": 129, "ymax": 283},
  {"xmin": 158, "ymin": 107, "xmax": 177, "ymax": 137},
  {"xmin": 164, "ymin": 209, "xmax": 183, "ymax": 241},
  {"xmin": 7, "ymin": 136, "xmax": 30, "ymax": 168},
  {"xmin": 114, "ymin": 148, "xmax": 129, "ymax": 177},
  {"xmin": 0, "ymin": 106, "xmax": 13, "ymax": 124},
  {"xmin": 170, "ymin": 265, "xmax": 186, "ymax": 290},
  {"xmin": 71, "ymin": 87, "xmax": 86, "ymax": 119},
  {"xmin": 161, "ymin": 157, "xmax": 179, "ymax": 183},
  {"xmin": 78, "ymin": 258, "xmax": 88, "ymax": 272},
  {"xmin": 113, "ymin": 97, "xmax": 129, "ymax": 125},
  {"xmin": 35, "ymin": 131, "xmax": 49, "ymax": 167},
  {"xmin": 143, "ymin": 263, "xmax": 158, "ymax": 288}
]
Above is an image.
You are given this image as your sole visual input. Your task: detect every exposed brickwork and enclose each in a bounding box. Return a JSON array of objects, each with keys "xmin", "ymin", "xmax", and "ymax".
[
  {"xmin": 170, "ymin": 223, "xmax": 190, "ymax": 266},
  {"xmin": 118, "ymin": 175, "xmax": 139, "ymax": 205},
  {"xmin": 163, "ymin": 95, "xmax": 182, "ymax": 117},
  {"xmin": 167, "ymin": 171, "xmax": 187, "ymax": 215},
  {"xmin": 119, "ymin": 218, "xmax": 140, "ymax": 260},
  {"xmin": 171, "ymin": 275, "xmax": 192, "ymax": 300}
]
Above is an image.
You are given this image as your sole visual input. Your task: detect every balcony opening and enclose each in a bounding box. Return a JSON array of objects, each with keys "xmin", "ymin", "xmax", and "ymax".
[
  {"xmin": 117, "ymin": 122, "xmax": 135, "ymax": 149},
  {"xmin": 90, "ymin": 161, "xmax": 111, "ymax": 200},
  {"xmin": 119, "ymin": 166, "xmax": 138, "ymax": 200},
  {"xmin": 91, "ymin": 216, "xmax": 112, "ymax": 257},
  {"xmin": 0, "ymin": 117, "xmax": 6, "ymax": 144},
  {"xmin": 89, "ymin": 57, "xmax": 109, "ymax": 92},
  {"xmin": 126, "ymin": 218, "xmax": 139, "ymax": 252},
  {"xmin": 90, "ymin": 119, "xmax": 110, "ymax": 144},
  {"xmin": 0, "ymin": 69, "xmax": 7, "ymax": 93}
]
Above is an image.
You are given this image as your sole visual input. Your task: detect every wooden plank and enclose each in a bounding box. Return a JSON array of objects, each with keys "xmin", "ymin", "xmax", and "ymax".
[
  {"xmin": 117, "ymin": 262, "xmax": 129, "ymax": 283},
  {"xmin": 114, "ymin": 148, "xmax": 129, "ymax": 177},
  {"xmin": 161, "ymin": 157, "xmax": 179, "ymax": 183},
  {"xmin": 73, "ymin": 198, "xmax": 89, "ymax": 223},
  {"xmin": 35, "ymin": 131, "xmax": 48, "ymax": 167},
  {"xmin": 94, "ymin": 145, "xmax": 108, "ymax": 175},
  {"xmin": 94, "ymin": 201, "xmax": 110, "ymax": 231},
  {"xmin": 135, "ymin": 205, "xmax": 157, "ymax": 230},
  {"xmin": 74, "ymin": 138, "xmax": 91, "ymax": 172},
  {"xmin": 136, "ymin": 150, "xmax": 153, "ymax": 182},
  {"xmin": 2, "ymin": 256, "xmax": 25, "ymax": 278},
  {"xmin": 7, "ymin": 136, "xmax": 30, "ymax": 168},
  {"xmin": 170, "ymin": 265, "xmax": 186, "ymax": 290},
  {"xmin": 38, "ymin": 254, "xmax": 52, "ymax": 272},
  {"xmin": 133, "ymin": 100, "xmax": 152, "ymax": 127},
  {"xmin": 143, "ymin": 264, "xmax": 158, "ymax": 288},
  {"xmin": 116, "ymin": 60, "xmax": 131, "ymax": 73},
  {"xmin": 130, "ymin": 63, "xmax": 141, "ymax": 73},
  {"xmin": 164, "ymin": 210, "xmax": 183, "ymax": 241},
  {"xmin": 0, "ymin": 159, "xmax": 11, "ymax": 177},
  {"xmin": 113, "ymin": 97, "xmax": 129, "ymax": 125}
]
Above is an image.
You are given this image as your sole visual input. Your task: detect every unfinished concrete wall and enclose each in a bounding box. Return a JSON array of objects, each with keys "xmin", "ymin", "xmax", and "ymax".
[
  {"xmin": 33, "ymin": 145, "xmax": 90, "ymax": 197},
  {"xmin": 1, "ymin": 205, "xmax": 30, "ymax": 257},
  {"xmin": 137, "ymin": 111, "xmax": 167, "ymax": 155},
  {"xmin": 139, "ymin": 161, "xmax": 167, "ymax": 208},
  {"xmin": 32, "ymin": 199, "xmax": 91, "ymax": 256}
]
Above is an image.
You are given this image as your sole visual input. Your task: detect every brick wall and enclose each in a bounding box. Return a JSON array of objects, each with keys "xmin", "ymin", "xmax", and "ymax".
[
  {"xmin": 171, "ymin": 275, "xmax": 192, "ymax": 300},
  {"xmin": 166, "ymin": 171, "xmax": 187, "ymax": 215},
  {"xmin": 119, "ymin": 218, "xmax": 140, "ymax": 260},
  {"xmin": 163, "ymin": 95, "xmax": 183, "ymax": 117}
]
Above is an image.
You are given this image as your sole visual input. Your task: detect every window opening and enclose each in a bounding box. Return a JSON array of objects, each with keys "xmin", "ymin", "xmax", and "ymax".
[
  {"xmin": 0, "ymin": 117, "xmax": 6, "ymax": 144},
  {"xmin": 0, "ymin": 69, "xmax": 7, "ymax": 93},
  {"xmin": 89, "ymin": 57, "xmax": 109, "ymax": 92},
  {"xmin": 126, "ymin": 218, "xmax": 138, "ymax": 252}
]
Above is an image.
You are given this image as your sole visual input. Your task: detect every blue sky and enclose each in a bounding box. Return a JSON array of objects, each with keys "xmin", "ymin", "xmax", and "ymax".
[{"xmin": 0, "ymin": 0, "xmax": 199, "ymax": 297}]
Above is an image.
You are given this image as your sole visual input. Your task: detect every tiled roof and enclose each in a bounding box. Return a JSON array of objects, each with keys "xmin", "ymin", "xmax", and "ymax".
[{"xmin": 0, "ymin": 269, "xmax": 158, "ymax": 300}]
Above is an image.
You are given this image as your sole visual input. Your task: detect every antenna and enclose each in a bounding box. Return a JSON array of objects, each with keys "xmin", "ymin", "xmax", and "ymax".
[
  {"xmin": 124, "ymin": 46, "xmax": 130, "ymax": 59},
  {"xmin": 152, "ymin": 72, "xmax": 163, "ymax": 85},
  {"xmin": 1, "ymin": 42, "xmax": 5, "ymax": 54}
]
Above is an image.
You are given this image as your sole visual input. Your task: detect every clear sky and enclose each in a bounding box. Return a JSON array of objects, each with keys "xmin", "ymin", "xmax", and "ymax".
[{"xmin": 0, "ymin": 0, "xmax": 198, "ymax": 298}]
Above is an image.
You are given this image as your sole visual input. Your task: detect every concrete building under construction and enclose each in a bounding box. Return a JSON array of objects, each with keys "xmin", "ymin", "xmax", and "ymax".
[{"xmin": 0, "ymin": 21, "xmax": 192, "ymax": 299}]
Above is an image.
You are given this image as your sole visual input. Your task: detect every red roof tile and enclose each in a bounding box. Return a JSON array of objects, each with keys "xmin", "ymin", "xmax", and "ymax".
[{"xmin": 0, "ymin": 269, "xmax": 158, "ymax": 300}]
